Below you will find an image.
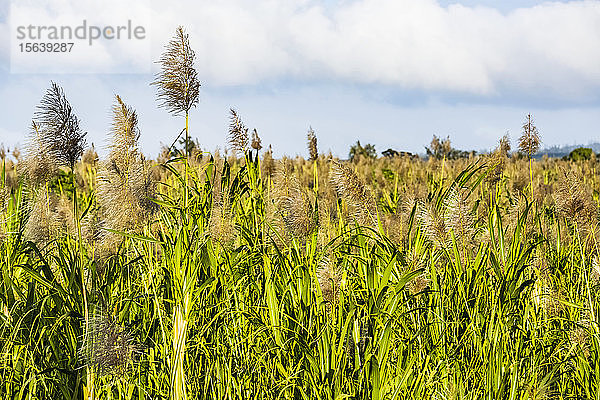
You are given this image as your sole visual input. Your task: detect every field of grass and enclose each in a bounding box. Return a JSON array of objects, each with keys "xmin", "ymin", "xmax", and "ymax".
[{"xmin": 1, "ymin": 28, "xmax": 600, "ymax": 400}]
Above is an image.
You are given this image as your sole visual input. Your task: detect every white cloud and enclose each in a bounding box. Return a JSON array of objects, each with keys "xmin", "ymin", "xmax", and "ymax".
[
  {"xmin": 1, "ymin": 0, "xmax": 599, "ymax": 97},
  {"xmin": 0, "ymin": 0, "xmax": 599, "ymax": 158},
  {"xmin": 144, "ymin": 0, "xmax": 600, "ymax": 98}
]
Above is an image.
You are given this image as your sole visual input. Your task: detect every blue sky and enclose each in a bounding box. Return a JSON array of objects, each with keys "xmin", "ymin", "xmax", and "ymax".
[{"xmin": 0, "ymin": 0, "xmax": 599, "ymax": 159}]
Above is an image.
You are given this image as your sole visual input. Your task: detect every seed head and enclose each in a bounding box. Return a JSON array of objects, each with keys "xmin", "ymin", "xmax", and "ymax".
[
  {"xmin": 97, "ymin": 97, "xmax": 157, "ymax": 238},
  {"xmin": 382, "ymin": 213, "xmax": 404, "ymax": 245},
  {"xmin": 330, "ymin": 161, "xmax": 377, "ymax": 227},
  {"xmin": 518, "ymin": 114, "xmax": 540, "ymax": 157},
  {"xmin": 498, "ymin": 133, "xmax": 511, "ymax": 156},
  {"xmin": 261, "ymin": 145, "xmax": 275, "ymax": 179},
  {"xmin": 12, "ymin": 146, "xmax": 20, "ymax": 161},
  {"xmin": 110, "ymin": 95, "xmax": 140, "ymax": 163},
  {"xmin": 23, "ymin": 121, "xmax": 59, "ymax": 186},
  {"xmin": 251, "ymin": 129, "xmax": 262, "ymax": 151},
  {"xmin": 153, "ymin": 26, "xmax": 200, "ymax": 116},
  {"xmin": 34, "ymin": 82, "xmax": 87, "ymax": 169},
  {"xmin": 317, "ymin": 255, "xmax": 341, "ymax": 304},
  {"xmin": 554, "ymin": 168, "xmax": 596, "ymax": 226},
  {"xmin": 406, "ymin": 273, "xmax": 430, "ymax": 295},
  {"xmin": 418, "ymin": 201, "xmax": 447, "ymax": 249},
  {"xmin": 54, "ymin": 195, "xmax": 76, "ymax": 237},
  {"xmin": 443, "ymin": 186, "xmax": 475, "ymax": 244},
  {"xmin": 307, "ymin": 127, "xmax": 318, "ymax": 161},
  {"xmin": 208, "ymin": 168, "xmax": 236, "ymax": 245},
  {"xmin": 487, "ymin": 134, "xmax": 511, "ymax": 185},
  {"xmin": 273, "ymin": 164, "xmax": 316, "ymax": 238},
  {"xmin": 80, "ymin": 310, "xmax": 142, "ymax": 376},
  {"xmin": 228, "ymin": 108, "xmax": 249, "ymax": 156},
  {"xmin": 82, "ymin": 145, "xmax": 99, "ymax": 166},
  {"xmin": 24, "ymin": 187, "xmax": 60, "ymax": 246}
]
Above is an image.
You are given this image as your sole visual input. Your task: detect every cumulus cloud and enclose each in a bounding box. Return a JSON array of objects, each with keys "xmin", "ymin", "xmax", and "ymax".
[
  {"xmin": 1, "ymin": 0, "xmax": 599, "ymax": 98},
  {"xmin": 145, "ymin": 0, "xmax": 600, "ymax": 99},
  {"xmin": 1, "ymin": 0, "xmax": 599, "ymax": 159}
]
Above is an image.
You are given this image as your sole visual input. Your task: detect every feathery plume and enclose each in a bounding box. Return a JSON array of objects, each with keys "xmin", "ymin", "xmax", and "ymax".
[
  {"xmin": 98, "ymin": 159, "xmax": 157, "ymax": 234},
  {"xmin": 487, "ymin": 134, "xmax": 511, "ymax": 185},
  {"xmin": 569, "ymin": 322, "xmax": 590, "ymax": 359},
  {"xmin": 307, "ymin": 127, "xmax": 318, "ymax": 161},
  {"xmin": 24, "ymin": 186, "xmax": 60, "ymax": 246},
  {"xmin": 81, "ymin": 207, "xmax": 105, "ymax": 244},
  {"xmin": 82, "ymin": 145, "xmax": 99, "ymax": 166},
  {"xmin": 208, "ymin": 167, "xmax": 236, "ymax": 245},
  {"xmin": 23, "ymin": 121, "xmax": 59, "ymax": 186},
  {"xmin": 228, "ymin": 108, "xmax": 249, "ymax": 156},
  {"xmin": 80, "ymin": 310, "xmax": 142, "ymax": 376},
  {"xmin": 498, "ymin": 133, "xmax": 511, "ymax": 156},
  {"xmin": 418, "ymin": 201, "xmax": 447, "ymax": 248},
  {"xmin": 152, "ymin": 26, "xmax": 200, "ymax": 116},
  {"xmin": 251, "ymin": 129, "xmax": 262, "ymax": 151},
  {"xmin": 317, "ymin": 255, "xmax": 341, "ymax": 304},
  {"xmin": 261, "ymin": 145, "xmax": 275, "ymax": 179},
  {"xmin": 518, "ymin": 114, "xmax": 540, "ymax": 158},
  {"xmin": 33, "ymin": 82, "xmax": 86, "ymax": 169},
  {"xmin": 153, "ymin": 25, "xmax": 200, "ymax": 213},
  {"xmin": 330, "ymin": 161, "xmax": 377, "ymax": 227},
  {"xmin": 109, "ymin": 96, "xmax": 140, "ymax": 163},
  {"xmin": 443, "ymin": 186, "xmax": 475, "ymax": 243},
  {"xmin": 272, "ymin": 164, "xmax": 316, "ymax": 238},
  {"xmin": 0, "ymin": 186, "xmax": 10, "ymax": 242},
  {"xmin": 381, "ymin": 213, "xmax": 404, "ymax": 245},
  {"xmin": 97, "ymin": 96, "xmax": 157, "ymax": 244},
  {"xmin": 12, "ymin": 146, "xmax": 20, "ymax": 162},
  {"xmin": 554, "ymin": 168, "xmax": 596, "ymax": 226},
  {"xmin": 406, "ymin": 273, "xmax": 430, "ymax": 295},
  {"xmin": 126, "ymin": 158, "xmax": 158, "ymax": 218},
  {"xmin": 54, "ymin": 195, "xmax": 77, "ymax": 237}
]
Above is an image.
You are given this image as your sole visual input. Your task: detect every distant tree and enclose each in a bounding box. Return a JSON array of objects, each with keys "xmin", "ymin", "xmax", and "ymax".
[
  {"xmin": 425, "ymin": 135, "xmax": 452, "ymax": 159},
  {"xmin": 382, "ymin": 148, "xmax": 418, "ymax": 159},
  {"xmin": 382, "ymin": 148, "xmax": 399, "ymax": 158},
  {"xmin": 425, "ymin": 135, "xmax": 474, "ymax": 160},
  {"xmin": 349, "ymin": 140, "xmax": 376, "ymax": 161},
  {"xmin": 176, "ymin": 136, "xmax": 201, "ymax": 157},
  {"xmin": 565, "ymin": 147, "xmax": 593, "ymax": 161},
  {"xmin": 160, "ymin": 136, "xmax": 201, "ymax": 160}
]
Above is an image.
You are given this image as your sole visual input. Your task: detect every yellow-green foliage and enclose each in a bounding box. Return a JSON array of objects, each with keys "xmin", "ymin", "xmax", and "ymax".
[{"xmin": 1, "ymin": 145, "xmax": 600, "ymax": 399}]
